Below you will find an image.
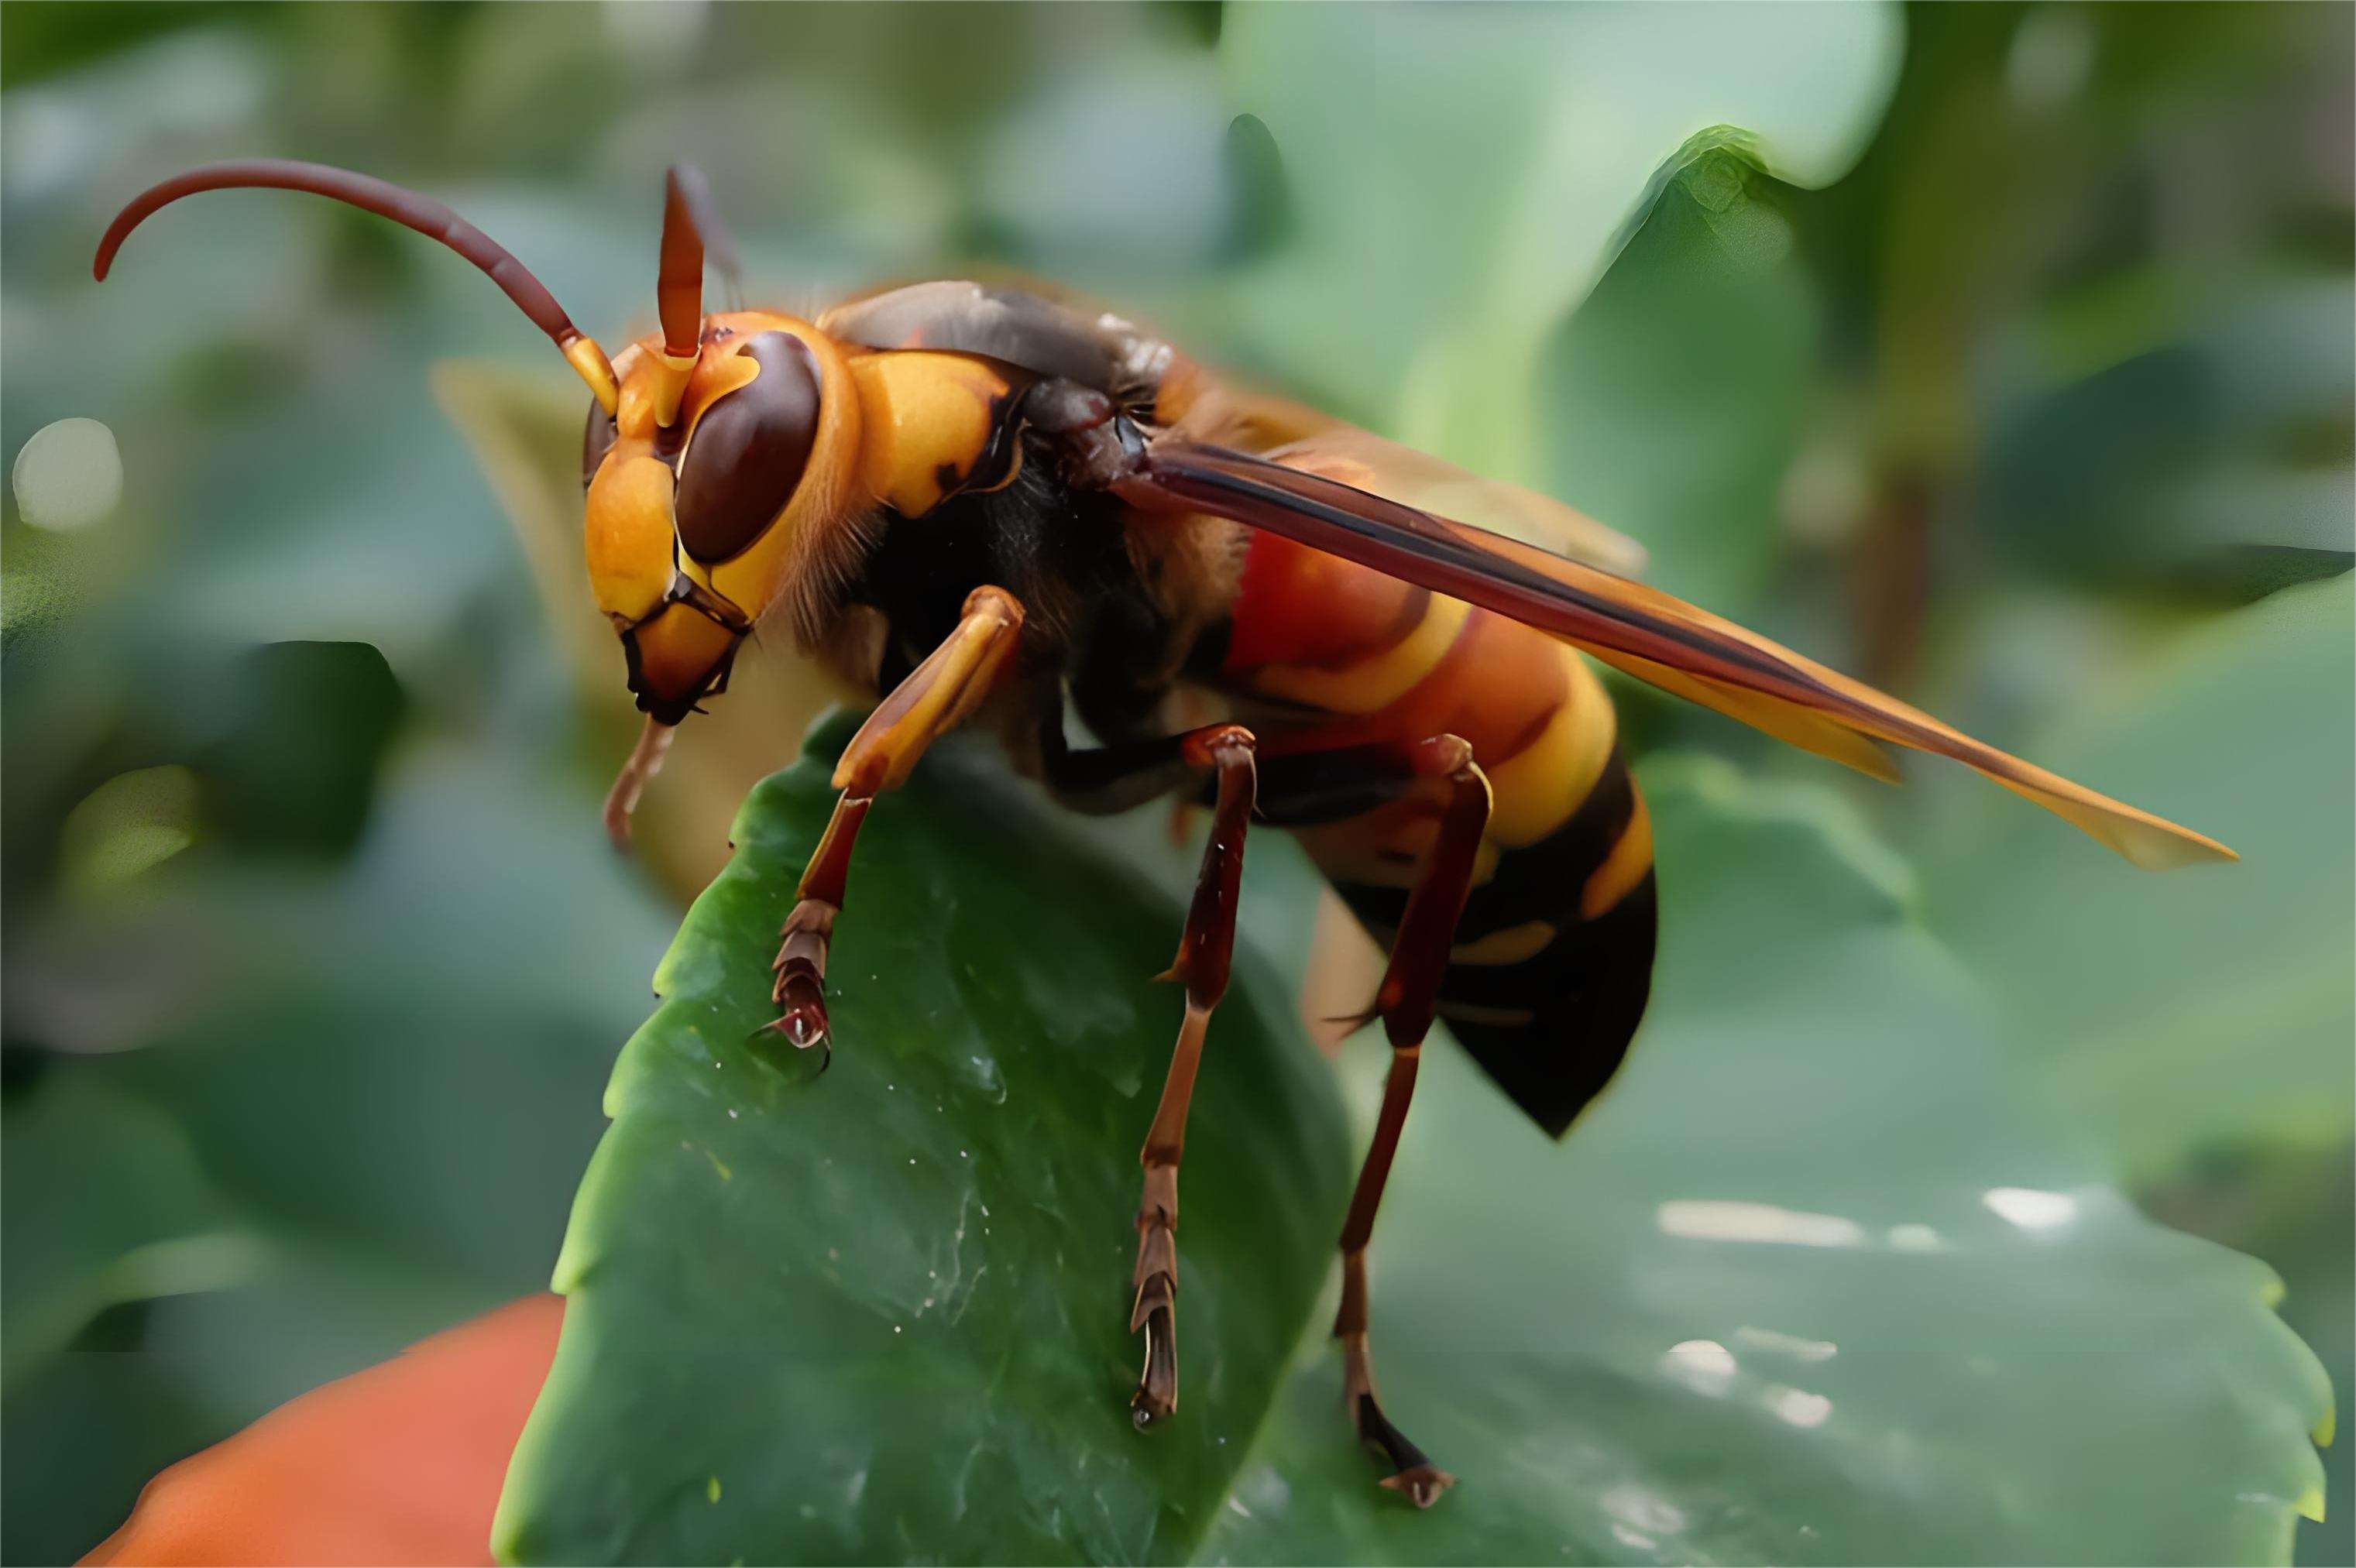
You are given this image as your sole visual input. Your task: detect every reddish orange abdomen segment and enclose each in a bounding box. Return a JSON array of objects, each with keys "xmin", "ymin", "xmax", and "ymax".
[
  {"xmin": 1221, "ymin": 532, "xmax": 1616, "ymax": 854},
  {"xmin": 1217, "ymin": 529, "xmax": 1658, "ymax": 1139},
  {"xmin": 1223, "ymin": 526, "xmax": 1432, "ymax": 676}
]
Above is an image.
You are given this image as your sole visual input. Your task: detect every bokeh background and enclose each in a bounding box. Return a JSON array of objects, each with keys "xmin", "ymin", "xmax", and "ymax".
[{"xmin": 2, "ymin": 3, "xmax": 2349, "ymax": 1563}]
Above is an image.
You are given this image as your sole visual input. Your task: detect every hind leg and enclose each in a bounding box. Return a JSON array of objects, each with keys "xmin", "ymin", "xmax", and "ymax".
[
  {"xmin": 1100, "ymin": 727, "xmax": 1492, "ymax": 1500},
  {"xmin": 1331, "ymin": 734, "xmax": 1490, "ymax": 1506}
]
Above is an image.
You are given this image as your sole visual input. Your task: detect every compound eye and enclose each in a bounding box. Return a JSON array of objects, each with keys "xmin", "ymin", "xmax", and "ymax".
[
  {"xmin": 674, "ymin": 331, "xmax": 819, "ymax": 564},
  {"xmin": 582, "ymin": 398, "xmax": 619, "ymax": 491}
]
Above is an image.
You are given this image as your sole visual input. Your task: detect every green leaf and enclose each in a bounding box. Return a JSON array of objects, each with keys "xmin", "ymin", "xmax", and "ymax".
[
  {"xmin": 1914, "ymin": 580, "xmax": 2355, "ymax": 1568},
  {"xmin": 501, "ymin": 721, "xmax": 2328, "ymax": 1563},
  {"xmin": 1, "ymin": 1074, "xmax": 255, "ymax": 1374},
  {"xmin": 0, "ymin": 741, "xmax": 687, "ymax": 1560},
  {"xmin": 1537, "ymin": 136, "xmax": 1819, "ymax": 615},
  {"xmin": 1206, "ymin": 755, "xmax": 2329, "ymax": 1565},
  {"xmin": 189, "ymin": 640, "xmax": 408, "ymax": 860},
  {"xmin": 1217, "ymin": 5, "xmax": 1901, "ymax": 474},
  {"xmin": 1218, "ymin": 112, "xmax": 1295, "ymax": 265},
  {"xmin": 1984, "ymin": 312, "xmax": 2356, "ymax": 593},
  {"xmin": 1922, "ymin": 577, "xmax": 2356, "ymax": 1176},
  {"xmin": 0, "ymin": 1334, "xmax": 225, "ymax": 1568},
  {"xmin": 494, "ymin": 717, "xmax": 1355, "ymax": 1564},
  {"xmin": 2147, "ymin": 1142, "xmax": 2355, "ymax": 1568}
]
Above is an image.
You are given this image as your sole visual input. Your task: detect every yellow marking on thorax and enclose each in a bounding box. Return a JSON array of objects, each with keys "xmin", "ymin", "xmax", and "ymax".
[
  {"xmin": 1248, "ymin": 595, "xmax": 1471, "ymax": 715},
  {"xmin": 1580, "ymin": 787, "xmax": 1654, "ymax": 920},
  {"xmin": 846, "ymin": 351, "xmax": 1016, "ymax": 517},
  {"xmin": 1482, "ymin": 647, "xmax": 1617, "ymax": 848}
]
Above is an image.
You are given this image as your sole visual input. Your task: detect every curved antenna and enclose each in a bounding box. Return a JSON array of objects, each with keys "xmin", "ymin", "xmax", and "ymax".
[
  {"xmin": 652, "ymin": 166, "xmax": 706, "ymax": 425},
  {"xmin": 94, "ymin": 159, "xmax": 619, "ymax": 412}
]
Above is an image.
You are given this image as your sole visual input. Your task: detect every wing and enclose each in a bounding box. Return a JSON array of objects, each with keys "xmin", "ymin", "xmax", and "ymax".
[
  {"xmin": 1114, "ymin": 439, "xmax": 2234, "ymax": 871},
  {"xmin": 1154, "ymin": 360, "xmax": 1650, "ymax": 575}
]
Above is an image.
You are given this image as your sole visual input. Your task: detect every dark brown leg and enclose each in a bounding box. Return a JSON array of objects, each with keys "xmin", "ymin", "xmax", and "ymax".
[
  {"xmin": 1335, "ymin": 734, "xmax": 1489, "ymax": 1507},
  {"xmin": 1038, "ymin": 718, "xmax": 1489, "ymax": 1439},
  {"xmin": 768, "ymin": 587, "xmax": 1024, "ymax": 1059},
  {"xmin": 1130, "ymin": 722, "xmax": 1258, "ymax": 1428}
]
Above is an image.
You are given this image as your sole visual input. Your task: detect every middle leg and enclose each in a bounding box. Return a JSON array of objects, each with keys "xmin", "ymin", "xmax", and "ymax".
[{"xmin": 1041, "ymin": 717, "xmax": 1486, "ymax": 1439}]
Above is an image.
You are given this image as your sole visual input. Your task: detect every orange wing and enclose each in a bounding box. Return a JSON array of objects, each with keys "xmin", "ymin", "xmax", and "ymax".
[
  {"xmin": 1114, "ymin": 440, "xmax": 2233, "ymax": 871},
  {"xmin": 1156, "ymin": 359, "xmax": 1650, "ymax": 575}
]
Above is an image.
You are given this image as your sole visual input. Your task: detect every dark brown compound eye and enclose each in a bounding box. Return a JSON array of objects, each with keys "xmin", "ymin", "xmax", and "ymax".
[
  {"xmin": 674, "ymin": 331, "xmax": 819, "ymax": 564},
  {"xmin": 582, "ymin": 398, "xmax": 619, "ymax": 491}
]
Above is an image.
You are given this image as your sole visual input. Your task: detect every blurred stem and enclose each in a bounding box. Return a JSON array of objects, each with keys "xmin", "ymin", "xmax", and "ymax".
[
  {"xmin": 1849, "ymin": 3, "xmax": 2035, "ymax": 687},
  {"xmin": 1854, "ymin": 468, "xmax": 1935, "ymax": 686}
]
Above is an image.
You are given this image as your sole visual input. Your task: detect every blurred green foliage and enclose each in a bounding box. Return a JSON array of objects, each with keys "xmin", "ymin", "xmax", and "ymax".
[{"xmin": 2, "ymin": 2, "xmax": 2348, "ymax": 1563}]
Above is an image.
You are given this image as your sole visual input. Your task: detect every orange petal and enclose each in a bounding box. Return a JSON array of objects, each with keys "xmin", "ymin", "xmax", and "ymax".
[{"xmin": 81, "ymin": 1294, "xmax": 563, "ymax": 1567}]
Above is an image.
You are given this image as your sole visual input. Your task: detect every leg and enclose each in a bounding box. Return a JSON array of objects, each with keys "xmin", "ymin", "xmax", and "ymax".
[
  {"xmin": 768, "ymin": 587, "xmax": 1024, "ymax": 1057},
  {"xmin": 1038, "ymin": 712, "xmax": 1482, "ymax": 1440},
  {"xmin": 1334, "ymin": 734, "xmax": 1491, "ymax": 1507},
  {"xmin": 1128, "ymin": 722, "xmax": 1258, "ymax": 1427}
]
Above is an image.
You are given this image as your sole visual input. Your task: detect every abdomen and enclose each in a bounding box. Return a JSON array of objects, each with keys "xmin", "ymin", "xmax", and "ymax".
[{"xmin": 1216, "ymin": 532, "xmax": 1657, "ymax": 1137}]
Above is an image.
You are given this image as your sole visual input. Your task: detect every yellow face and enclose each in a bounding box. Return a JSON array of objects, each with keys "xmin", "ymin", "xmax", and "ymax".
[{"xmin": 580, "ymin": 311, "xmax": 861, "ymax": 724}]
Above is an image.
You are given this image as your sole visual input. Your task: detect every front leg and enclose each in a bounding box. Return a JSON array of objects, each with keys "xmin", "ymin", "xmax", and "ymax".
[{"xmin": 768, "ymin": 586, "xmax": 1025, "ymax": 1058}]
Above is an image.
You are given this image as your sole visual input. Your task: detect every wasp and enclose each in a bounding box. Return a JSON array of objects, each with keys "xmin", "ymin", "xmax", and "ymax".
[{"xmin": 96, "ymin": 161, "xmax": 2233, "ymax": 1508}]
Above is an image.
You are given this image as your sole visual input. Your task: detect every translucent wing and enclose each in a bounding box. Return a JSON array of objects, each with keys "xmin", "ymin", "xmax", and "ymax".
[
  {"xmin": 1156, "ymin": 362, "xmax": 1649, "ymax": 575},
  {"xmin": 1115, "ymin": 438, "xmax": 2234, "ymax": 871}
]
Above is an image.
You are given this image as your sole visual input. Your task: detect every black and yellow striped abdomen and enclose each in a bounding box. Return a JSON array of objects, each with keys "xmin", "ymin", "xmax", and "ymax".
[
  {"xmin": 1217, "ymin": 532, "xmax": 1658, "ymax": 1137},
  {"xmin": 1322, "ymin": 749, "xmax": 1655, "ymax": 1137}
]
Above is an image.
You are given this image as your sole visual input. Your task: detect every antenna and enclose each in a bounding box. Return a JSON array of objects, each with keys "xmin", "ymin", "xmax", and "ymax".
[{"xmin": 95, "ymin": 158, "xmax": 620, "ymax": 413}]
